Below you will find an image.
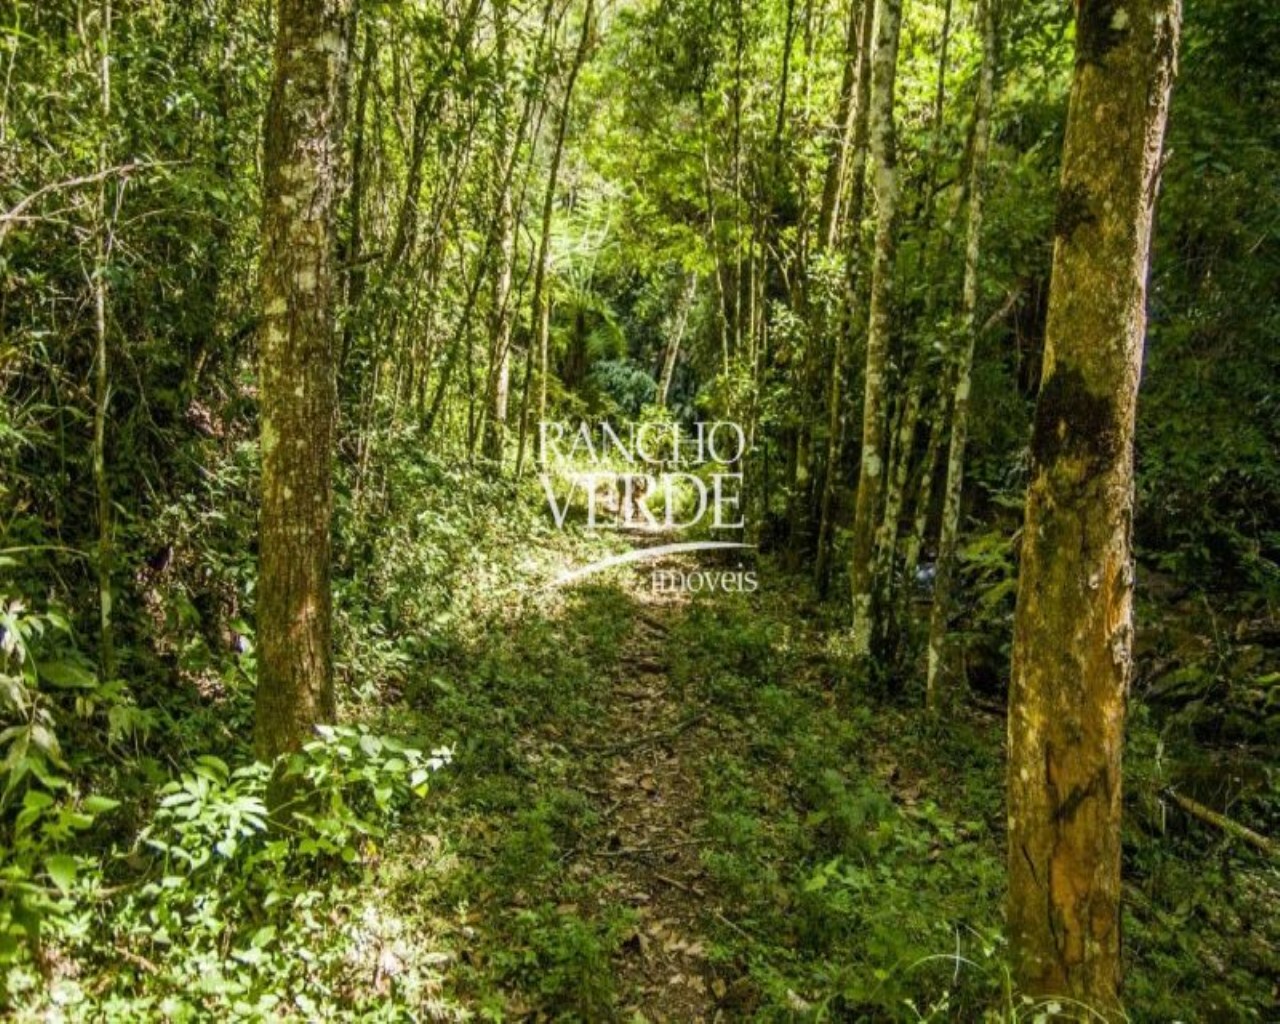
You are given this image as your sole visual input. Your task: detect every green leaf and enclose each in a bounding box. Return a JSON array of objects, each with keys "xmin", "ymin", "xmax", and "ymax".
[
  {"xmin": 37, "ymin": 660, "xmax": 97, "ymax": 689},
  {"xmin": 45, "ymin": 853, "xmax": 77, "ymax": 893},
  {"xmin": 82, "ymin": 794, "xmax": 121, "ymax": 814}
]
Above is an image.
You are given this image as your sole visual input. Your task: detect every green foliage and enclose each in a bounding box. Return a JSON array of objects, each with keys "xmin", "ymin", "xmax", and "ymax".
[
  {"xmin": 3, "ymin": 721, "xmax": 452, "ymax": 1019},
  {"xmin": 0, "ymin": 593, "xmax": 133, "ymax": 966},
  {"xmin": 1, "ymin": 0, "xmax": 1277, "ymax": 1017},
  {"xmin": 587, "ymin": 358, "xmax": 659, "ymax": 416},
  {"xmin": 1138, "ymin": 0, "xmax": 1280, "ymax": 594},
  {"xmin": 665, "ymin": 587, "xmax": 1011, "ymax": 1020},
  {"xmin": 489, "ymin": 902, "xmax": 635, "ymax": 1019}
]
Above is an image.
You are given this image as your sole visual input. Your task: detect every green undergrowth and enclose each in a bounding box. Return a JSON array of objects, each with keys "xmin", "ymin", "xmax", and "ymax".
[
  {"xmin": 378, "ymin": 544, "xmax": 1278, "ymax": 1021},
  {"xmin": 5, "ymin": 440, "xmax": 1276, "ymax": 1020},
  {"xmin": 373, "ymin": 574, "xmax": 647, "ymax": 1020},
  {"xmin": 1, "ymin": 438, "xmax": 628, "ymax": 1020},
  {"xmin": 663, "ymin": 587, "xmax": 1012, "ymax": 1020}
]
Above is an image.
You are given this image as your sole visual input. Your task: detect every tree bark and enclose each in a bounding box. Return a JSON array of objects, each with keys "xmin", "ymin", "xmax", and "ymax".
[
  {"xmin": 1007, "ymin": 0, "xmax": 1180, "ymax": 1007},
  {"xmin": 483, "ymin": 0, "xmax": 517, "ymax": 463},
  {"xmin": 870, "ymin": 366, "xmax": 921, "ymax": 651},
  {"xmin": 816, "ymin": 0, "xmax": 866, "ymax": 252},
  {"xmin": 926, "ymin": 0, "xmax": 997, "ymax": 708},
  {"xmin": 255, "ymin": 0, "xmax": 352, "ymax": 762},
  {"xmin": 657, "ymin": 272, "xmax": 697, "ymax": 407},
  {"xmin": 92, "ymin": 0, "xmax": 114, "ymax": 680},
  {"xmin": 848, "ymin": 0, "xmax": 902, "ymax": 659},
  {"xmin": 902, "ymin": 388, "xmax": 945, "ymax": 588},
  {"xmin": 515, "ymin": 0, "xmax": 594, "ymax": 476},
  {"xmin": 813, "ymin": 0, "xmax": 874, "ymax": 595}
]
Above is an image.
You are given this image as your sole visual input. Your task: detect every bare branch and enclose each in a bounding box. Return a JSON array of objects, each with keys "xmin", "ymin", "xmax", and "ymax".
[{"xmin": 0, "ymin": 161, "xmax": 176, "ymax": 244}]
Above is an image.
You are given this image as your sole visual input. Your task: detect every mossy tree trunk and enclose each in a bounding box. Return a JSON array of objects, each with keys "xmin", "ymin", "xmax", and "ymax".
[
  {"xmin": 1007, "ymin": 0, "xmax": 1180, "ymax": 1007},
  {"xmin": 848, "ymin": 0, "xmax": 902, "ymax": 658},
  {"xmin": 255, "ymin": 0, "xmax": 352, "ymax": 762}
]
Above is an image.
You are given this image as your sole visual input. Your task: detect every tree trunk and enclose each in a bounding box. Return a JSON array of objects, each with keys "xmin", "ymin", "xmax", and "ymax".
[
  {"xmin": 902, "ymin": 388, "xmax": 944, "ymax": 587},
  {"xmin": 925, "ymin": 0, "xmax": 996, "ymax": 708},
  {"xmin": 848, "ymin": 0, "xmax": 902, "ymax": 658},
  {"xmin": 1007, "ymin": 0, "xmax": 1180, "ymax": 1007},
  {"xmin": 386, "ymin": 0, "xmax": 484, "ymax": 270},
  {"xmin": 483, "ymin": 0, "xmax": 517, "ymax": 463},
  {"xmin": 92, "ymin": 0, "xmax": 114, "ymax": 680},
  {"xmin": 871, "ymin": 0, "xmax": 955, "ymax": 648},
  {"xmin": 919, "ymin": 0, "xmax": 952, "ymax": 235},
  {"xmin": 657, "ymin": 272, "xmax": 696, "ymax": 407},
  {"xmin": 870, "ymin": 366, "xmax": 921, "ymax": 652},
  {"xmin": 816, "ymin": 0, "xmax": 865, "ymax": 251},
  {"xmin": 255, "ymin": 0, "xmax": 352, "ymax": 762},
  {"xmin": 813, "ymin": 0, "xmax": 874, "ymax": 595},
  {"xmin": 515, "ymin": 0, "xmax": 594, "ymax": 476},
  {"xmin": 338, "ymin": 22, "xmax": 374, "ymax": 373}
]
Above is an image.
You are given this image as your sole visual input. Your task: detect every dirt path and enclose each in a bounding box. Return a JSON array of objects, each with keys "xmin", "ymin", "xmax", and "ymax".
[{"xmin": 576, "ymin": 546, "xmax": 722, "ymax": 1022}]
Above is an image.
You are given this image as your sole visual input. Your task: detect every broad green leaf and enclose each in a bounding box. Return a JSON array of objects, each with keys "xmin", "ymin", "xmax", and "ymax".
[{"xmin": 45, "ymin": 854, "xmax": 77, "ymax": 893}]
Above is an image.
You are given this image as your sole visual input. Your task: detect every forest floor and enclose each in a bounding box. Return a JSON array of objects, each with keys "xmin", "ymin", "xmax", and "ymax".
[
  {"xmin": 542, "ymin": 540, "xmax": 721, "ymax": 1020},
  {"xmin": 362, "ymin": 518, "xmax": 1278, "ymax": 1022},
  {"xmin": 10, "ymin": 479, "xmax": 1275, "ymax": 1021},
  {"xmin": 369, "ymin": 528, "xmax": 1014, "ymax": 1020}
]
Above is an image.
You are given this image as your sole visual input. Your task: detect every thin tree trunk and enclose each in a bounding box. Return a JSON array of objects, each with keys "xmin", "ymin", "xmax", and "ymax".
[
  {"xmin": 255, "ymin": 0, "xmax": 352, "ymax": 763},
  {"xmin": 902, "ymin": 384, "xmax": 946, "ymax": 588},
  {"xmin": 730, "ymin": 0, "xmax": 745, "ymax": 366},
  {"xmin": 926, "ymin": 0, "xmax": 997, "ymax": 709},
  {"xmin": 339, "ymin": 23, "xmax": 375, "ymax": 372},
  {"xmin": 813, "ymin": 0, "xmax": 874, "ymax": 594},
  {"xmin": 515, "ymin": 0, "xmax": 594, "ymax": 476},
  {"xmin": 816, "ymin": 0, "xmax": 864, "ymax": 250},
  {"xmin": 919, "ymin": 0, "xmax": 953, "ymax": 235},
  {"xmin": 386, "ymin": 0, "xmax": 484, "ymax": 269},
  {"xmin": 1007, "ymin": 0, "xmax": 1180, "ymax": 1007},
  {"xmin": 657, "ymin": 272, "xmax": 696, "ymax": 407},
  {"xmin": 428, "ymin": 4, "xmax": 551, "ymax": 447},
  {"xmin": 699, "ymin": 119, "xmax": 732, "ymax": 375},
  {"xmin": 870, "ymin": 368, "xmax": 921, "ymax": 646},
  {"xmin": 813, "ymin": 320, "xmax": 845, "ymax": 594},
  {"xmin": 483, "ymin": 0, "xmax": 517, "ymax": 463},
  {"xmin": 848, "ymin": 0, "xmax": 902, "ymax": 658},
  {"xmin": 872, "ymin": 0, "xmax": 955, "ymax": 634},
  {"xmin": 91, "ymin": 0, "xmax": 114, "ymax": 679},
  {"xmin": 425, "ymin": 237, "xmax": 496, "ymax": 440}
]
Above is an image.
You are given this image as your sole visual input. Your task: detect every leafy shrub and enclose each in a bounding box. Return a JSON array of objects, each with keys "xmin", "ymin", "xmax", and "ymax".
[{"xmin": 0, "ymin": 593, "xmax": 136, "ymax": 965}]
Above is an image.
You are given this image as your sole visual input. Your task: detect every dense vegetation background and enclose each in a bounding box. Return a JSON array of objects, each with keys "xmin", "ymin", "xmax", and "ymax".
[{"xmin": 0, "ymin": 0, "xmax": 1276, "ymax": 1018}]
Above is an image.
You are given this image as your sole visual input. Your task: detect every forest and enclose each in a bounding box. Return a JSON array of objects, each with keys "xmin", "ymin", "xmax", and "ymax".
[{"xmin": 0, "ymin": 0, "xmax": 1277, "ymax": 1018}]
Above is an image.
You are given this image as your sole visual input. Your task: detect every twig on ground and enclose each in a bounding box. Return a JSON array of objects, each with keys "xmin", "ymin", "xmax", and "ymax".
[
  {"xmin": 712, "ymin": 911, "xmax": 754, "ymax": 943},
  {"xmin": 590, "ymin": 710, "xmax": 708, "ymax": 756},
  {"xmin": 591, "ymin": 837, "xmax": 707, "ymax": 858},
  {"xmin": 654, "ymin": 872, "xmax": 704, "ymax": 896},
  {"xmin": 113, "ymin": 945, "xmax": 160, "ymax": 975}
]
